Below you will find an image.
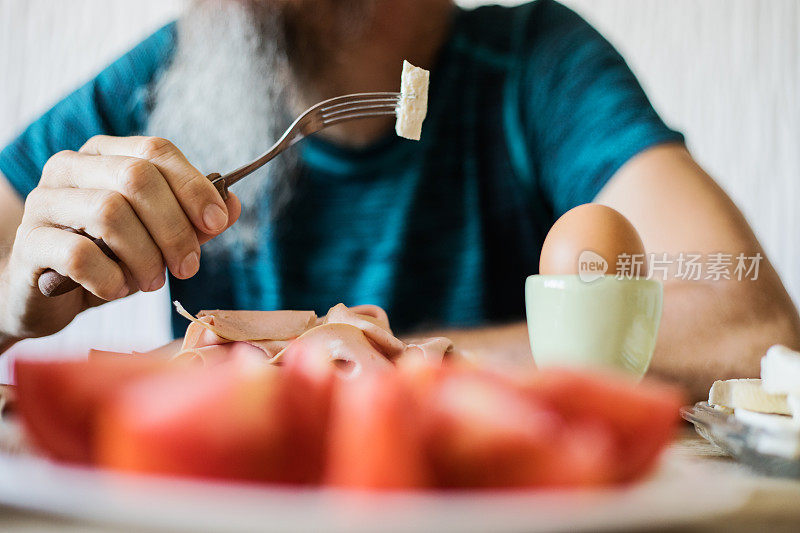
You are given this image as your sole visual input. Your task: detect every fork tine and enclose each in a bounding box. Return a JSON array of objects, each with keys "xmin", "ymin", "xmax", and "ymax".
[
  {"xmin": 321, "ymin": 95, "xmax": 399, "ymax": 108},
  {"xmin": 319, "ymin": 93, "xmax": 398, "ymax": 112},
  {"xmin": 321, "ymin": 103, "xmax": 398, "ymax": 121},
  {"xmin": 322, "ymin": 110, "xmax": 397, "ymax": 127},
  {"xmin": 317, "ymin": 92, "xmax": 399, "ymax": 108},
  {"xmin": 321, "ymin": 99, "xmax": 399, "ymax": 115}
]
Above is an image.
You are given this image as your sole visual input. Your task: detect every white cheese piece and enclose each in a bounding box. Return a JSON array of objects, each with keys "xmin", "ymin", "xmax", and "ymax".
[
  {"xmin": 395, "ymin": 60, "xmax": 430, "ymax": 141},
  {"xmin": 789, "ymin": 395, "xmax": 800, "ymax": 418},
  {"xmin": 761, "ymin": 344, "xmax": 800, "ymax": 396},
  {"xmin": 734, "ymin": 408, "xmax": 800, "ymax": 432},
  {"xmin": 734, "ymin": 408, "xmax": 800, "ymax": 458},
  {"xmin": 708, "ymin": 378, "xmax": 790, "ymax": 415}
]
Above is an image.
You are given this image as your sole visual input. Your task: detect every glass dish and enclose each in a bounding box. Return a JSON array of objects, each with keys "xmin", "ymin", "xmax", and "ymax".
[{"xmin": 681, "ymin": 402, "xmax": 800, "ymax": 479}]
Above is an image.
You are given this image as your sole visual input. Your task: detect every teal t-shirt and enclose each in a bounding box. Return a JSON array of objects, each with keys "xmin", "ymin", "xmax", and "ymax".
[{"xmin": 0, "ymin": 1, "xmax": 683, "ymax": 336}]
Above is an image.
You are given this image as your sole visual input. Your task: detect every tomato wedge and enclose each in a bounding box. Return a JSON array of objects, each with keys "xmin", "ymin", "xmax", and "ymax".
[
  {"xmin": 418, "ymin": 367, "xmax": 617, "ymax": 488},
  {"xmin": 14, "ymin": 357, "xmax": 169, "ymax": 464},
  {"xmin": 96, "ymin": 360, "xmax": 332, "ymax": 484},
  {"xmin": 15, "ymin": 350, "xmax": 682, "ymax": 490},
  {"xmin": 522, "ymin": 369, "xmax": 685, "ymax": 482},
  {"xmin": 326, "ymin": 370, "xmax": 429, "ymax": 489}
]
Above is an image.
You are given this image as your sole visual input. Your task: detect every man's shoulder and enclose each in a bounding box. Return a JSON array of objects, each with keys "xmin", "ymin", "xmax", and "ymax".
[{"xmin": 453, "ymin": 0, "xmax": 585, "ymax": 62}]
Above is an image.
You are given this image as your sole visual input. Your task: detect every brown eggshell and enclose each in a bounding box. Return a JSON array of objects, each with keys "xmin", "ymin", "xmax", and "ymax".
[{"xmin": 539, "ymin": 204, "xmax": 647, "ymax": 278}]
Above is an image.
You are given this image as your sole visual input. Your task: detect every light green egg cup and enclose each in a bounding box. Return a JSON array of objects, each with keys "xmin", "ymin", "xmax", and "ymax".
[{"xmin": 524, "ymin": 275, "xmax": 663, "ymax": 378}]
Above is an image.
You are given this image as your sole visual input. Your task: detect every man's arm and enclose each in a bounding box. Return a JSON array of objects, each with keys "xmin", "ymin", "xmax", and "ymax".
[
  {"xmin": 408, "ymin": 322, "xmax": 533, "ymax": 371},
  {"xmin": 414, "ymin": 144, "xmax": 800, "ymax": 401},
  {"xmin": 596, "ymin": 143, "xmax": 800, "ymax": 399},
  {"xmin": 0, "ymin": 173, "xmax": 24, "ymax": 255},
  {"xmin": 0, "ymin": 173, "xmax": 24, "ymax": 351}
]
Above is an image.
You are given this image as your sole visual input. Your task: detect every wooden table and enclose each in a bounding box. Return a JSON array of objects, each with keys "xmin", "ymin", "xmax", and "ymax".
[
  {"xmin": 653, "ymin": 430, "xmax": 800, "ymax": 532},
  {"xmin": 0, "ymin": 429, "xmax": 798, "ymax": 532}
]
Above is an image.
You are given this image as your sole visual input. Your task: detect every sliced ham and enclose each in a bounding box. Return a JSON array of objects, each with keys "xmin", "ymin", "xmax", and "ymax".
[
  {"xmin": 182, "ymin": 318, "xmax": 230, "ymax": 350},
  {"xmin": 88, "ymin": 349, "xmax": 136, "ymax": 361},
  {"xmin": 173, "ymin": 342, "xmax": 269, "ymax": 367},
  {"xmin": 321, "ymin": 304, "xmax": 406, "ymax": 360},
  {"xmin": 114, "ymin": 302, "xmax": 461, "ymax": 375},
  {"xmin": 174, "ymin": 301, "xmax": 316, "ymax": 342},
  {"xmin": 396, "ymin": 337, "xmax": 456, "ymax": 368},
  {"xmin": 283, "ymin": 323, "xmax": 393, "ymax": 377},
  {"xmin": 248, "ymin": 339, "xmax": 292, "ymax": 361},
  {"xmin": 171, "ymin": 345, "xmax": 231, "ymax": 365}
]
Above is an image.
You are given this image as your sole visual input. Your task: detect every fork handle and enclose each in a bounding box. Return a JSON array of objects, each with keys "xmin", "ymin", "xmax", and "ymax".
[{"xmin": 38, "ymin": 173, "xmax": 227, "ymax": 298}]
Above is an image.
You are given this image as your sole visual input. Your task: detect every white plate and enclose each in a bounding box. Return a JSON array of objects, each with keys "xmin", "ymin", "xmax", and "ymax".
[{"xmin": 0, "ymin": 449, "xmax": 747, "ymax": 533}]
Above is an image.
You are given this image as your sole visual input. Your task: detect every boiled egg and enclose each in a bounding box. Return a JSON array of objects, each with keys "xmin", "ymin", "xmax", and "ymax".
[{"xmin": 539, "ymin": 204, "xmax": 647, "ymax": 278}]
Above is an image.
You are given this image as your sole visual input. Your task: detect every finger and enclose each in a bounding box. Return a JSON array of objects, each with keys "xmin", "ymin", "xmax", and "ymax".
[
  {"xmin": 80, "ymin": 135, "xmax": 228, "ymax": 235},
  {"xmin": 40, "ymin": 151, "xmax": 201, "ymax": 280},
  {"xmin": 81, "ymin": 270, "xmax": 135, "ymax": 311},
  {"xmin": 22, "ymin": 226, "xmax": 129, "ymax": 301},
  {"xmin": 198, "ymin": 192, "xmax": 241, "ymax": 245},
  {"xmin": 25, "ymin": 187, "xmax": 167, "ymax": 292},
  {"xmin": 119, "ymin": 263, "xmax": 142, "ymax": 296}
]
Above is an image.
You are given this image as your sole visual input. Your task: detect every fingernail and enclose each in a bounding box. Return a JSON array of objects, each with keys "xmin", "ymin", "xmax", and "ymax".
[
  {"xmin": 203, "ymin": 203, "xmax": 227, "ymax": 232},
  {"xmin": 148, "ymin": 271, "xmax": 166, "ymax": 292},
  {"xmin": 179, "ymin": 251, "xmax": 199, "ymax": 278}
]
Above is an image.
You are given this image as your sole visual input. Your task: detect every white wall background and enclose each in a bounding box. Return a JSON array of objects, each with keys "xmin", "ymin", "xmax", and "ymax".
[
  {"xmin": 1, "ymin": 0, "xmax": 798, "ymax": 375},
  {"xmin": 0, "ymin": 0, "xmax": 184, "ymax": 375}
]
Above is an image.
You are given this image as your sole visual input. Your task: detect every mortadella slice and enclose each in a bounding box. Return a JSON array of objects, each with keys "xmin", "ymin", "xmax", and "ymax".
[
  {"xmin": 182, "ymin": 317, "xmax": 231, "ymax": 350},
  {"xmin": 284, "ymin": 323, "xmax": 393, "ymax": 377},
  {"xmin": 249, "ymin": 339, "xmax": 292, "ymax": 361},
  {"xmin": 322, "ymin": 304, "xmax": 406, "ymax": 360},
  {"xmin": 174, "ymin": 301, "xmax": 316, "ymax": 341},
  {"xmin": 170, "ymin": 301, "xmax": 456, "ymax": 371},
  {"xmin": 173, "ymin": 342, "xmax": 268, "ymax": 367},
  {"xmin": 396, "ymin": 338, "xmax": 456, "ymax": 368}
]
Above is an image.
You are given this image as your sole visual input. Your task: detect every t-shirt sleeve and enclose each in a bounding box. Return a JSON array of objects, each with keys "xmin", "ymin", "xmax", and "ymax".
[
  {"xmin": 0, "ymin": 22, "xmax": 176, "ymax": 198},
  {"xmin": 516, "ymin": 0, "xmax": 684, "ymax": 218}
]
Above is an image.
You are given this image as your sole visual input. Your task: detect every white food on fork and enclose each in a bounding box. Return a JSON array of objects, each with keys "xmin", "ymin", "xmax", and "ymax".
[{"xmin": 395, "ymin": 60, "xmax": 430, "ymax": 140}]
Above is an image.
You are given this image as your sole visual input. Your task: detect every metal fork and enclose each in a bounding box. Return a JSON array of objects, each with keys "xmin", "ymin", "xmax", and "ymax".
[
  {"xmin": 207, "ymin": 91, "xmax": 400, "ymax": 199},
  {"xmin": 39, "ymin": 92, "xmax": 401, "ymax": 297}
]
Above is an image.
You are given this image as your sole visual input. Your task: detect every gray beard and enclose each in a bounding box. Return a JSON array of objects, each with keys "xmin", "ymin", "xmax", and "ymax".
[
  {"xmin": 145, "ymin": 0, "xmax": 299, "ymax": 256},
  {"xmin": 145, "ymin": 0, "xmax": 376, "ymax": 257}
]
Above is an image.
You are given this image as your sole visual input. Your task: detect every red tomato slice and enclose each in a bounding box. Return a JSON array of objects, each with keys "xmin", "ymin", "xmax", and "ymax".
[
  {"xmin": 325, "ymin": 369, "xmax": 429, "ymax": 489},
  {"xmin": 522, "ymin": 369, "xmax": 685, "ymax": 482},
  {"xmin": 419, "ymin": 367, "xmax": 616, "ymax": 488},
  {"xmin": 18, "ymin": 347, "xmax": 682, "ymax": 490},
  {"xmin": 96, "ymin": 360, "xmax": 332, "ymax": 485},
  {"xmin": 14, "ymin": 357, "xmax": 169, "ymax": 464}
]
